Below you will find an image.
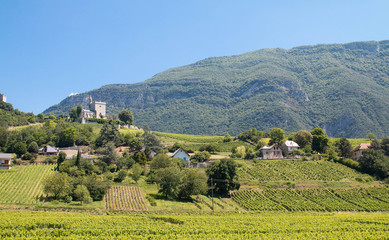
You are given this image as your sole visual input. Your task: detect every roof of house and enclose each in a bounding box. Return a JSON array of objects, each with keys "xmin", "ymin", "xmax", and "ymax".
[
  {"xmin": 354, "ymin": 143, "xmax": 371, "ymax": 151},
  {"xmin": 0, "ymin": 153, "xmax": 13, "ymax": 159},
  {"xmin": 259, "ymin": 145, "xmax": 280, "ymax": 151},
  {"xmin": 172, "ymin": 148, "xmax": 190, "ymax": 158},
  {"xmin": 283, "ymin": 141, "xmax": 300, "ymax": 147},
  {"xmin": 45, "ymin": 145, "xmax": 59, "ymax": 153}
]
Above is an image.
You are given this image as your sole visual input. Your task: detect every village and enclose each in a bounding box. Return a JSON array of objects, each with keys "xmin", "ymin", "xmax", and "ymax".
[{"xmin": 0, "ymin": 93, "xmax": 374, "ymax": 171}]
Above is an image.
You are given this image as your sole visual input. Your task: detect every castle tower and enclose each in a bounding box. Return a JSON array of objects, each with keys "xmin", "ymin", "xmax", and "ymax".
[
  {"xmin": 0, "ymin": 94, "xmax": 6, "ymax": 103},
  {"xmin": 89, "ymin": 96, "xmax": 106, "ymax": 119}
]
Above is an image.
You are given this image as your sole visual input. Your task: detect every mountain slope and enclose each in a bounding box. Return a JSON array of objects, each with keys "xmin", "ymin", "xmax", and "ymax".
[{"xmin": 44, "ymin": 40, "xmax": 389, "ymax": 137}]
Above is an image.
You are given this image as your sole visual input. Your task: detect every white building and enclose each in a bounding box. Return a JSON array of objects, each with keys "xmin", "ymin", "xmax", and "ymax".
[
  {"xmin": 171, "ymin": 148, "xmax": 190, "ymax": 162},
  {"xmin": 281, "ymin": 141, "xmax": 300, "ymax": 154},
  {"xmin": 0, "ymin": 153, "xmax": 12, "ymax": 170}
]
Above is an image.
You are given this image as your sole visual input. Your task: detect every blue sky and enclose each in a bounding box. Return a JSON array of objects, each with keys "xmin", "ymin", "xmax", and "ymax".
[{"xmin": 1, "ymin": 0, "xmax": 388, "ymax": 114}]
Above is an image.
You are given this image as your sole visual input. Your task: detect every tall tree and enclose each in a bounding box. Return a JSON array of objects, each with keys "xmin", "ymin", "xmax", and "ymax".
[
  {"xmin": 118, "ymin": 110, "xmax": 134, "ymax": 125},
  {"xmin": 268, "ymin": 128, "xmax": 285, "ymax": 146},
  {"xmin": 73, "ymin": 185, "xmax": 92, "ymax": 205},
  {"xmin": 143, "ymin": 125, "xmax": 163, "ymax": 153},
  {"xmin": 156, "ymin": 167, "xmax": 182, "ymax": 198},
  {"xmin": 310, "ymin": 128, "xmax": 329, "ymax": 153},
  {"xmin": 293, "ymin": 130, "xmax": 313, "ymax": 148},
  {"xmin": 336, "ymin": 137, "xmax": 352, "ymax": 158},
  {"xmin": 178, "ymin": 169, "xmax": 208, "ymax": 199},
  {"xmin": 43, "ymin": 172, "xmax": 72, "ymax": 199},
  {"xmin": 206, "ymin": 158, "xmax": 240, "ymax": 195},
  {"xmin": 96, "ymin": 122, "xmax": 120, "ymax": 147}
]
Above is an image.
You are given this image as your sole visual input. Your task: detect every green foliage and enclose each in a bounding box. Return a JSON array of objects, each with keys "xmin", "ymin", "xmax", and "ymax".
[
  {"xmin": 99, "ymin": 142, "xmax": 119, "ymax": 165},
  {"xmin": 232, "ymin": 187, "xmax": 389, "ymax": 211},
  {"xmin": 206, "ymin": 158, "xmax": 240, "ymax": 195},
  {"xmin": 115, "ymin": 170, "xmax": 128, "ymax": 182},
  {"xmin": 134, "ymin": 151, "xmax": 147, "ymax": 166},
  {"xmin": 57, "ymin": 151, "xmax": 67, "ymax": 169},
  {"xmin": 13, "ymin": 142, "xmax": 27, "ymax": 156},
  {"xmin": 43, "ymin": 172, "xmax": 73, "ymax": 200},
  {"xmin": 73, "ymin": 185, "xmax": 92, "ymax": 204},
  {"xmin": 156, "ymin": 167, "xmax": 183, "ymax": 198},
  {"xmin": 223, "ymin": 133, "xmax": 233, "ymax": 142},
  {"xmin": 190, "ymin": 151, "xmax": 211, "ymax": 163},
  {"xmin": 311, "ymin": 128, "xmax": 329, "ymax": 153},
  {"xmin": 1, "ymin": 211, "xmax": 389, "ymax": 238},
  {"xmin": 96, "ymin": 122, "xmax": 120, "ymax": 147},
  {"xmin": 238, "ymin": 128, "xmax": 263, "ymax": 143},
  {"xmin": 268, "ymin": 128, "xmax": 285, "ymax": 146},
  {"xmin": 0, "ymin": 165, "xmax": 54, "ymax": 204},
  {"xmin": 199, "ymin": 143, "xmax": 219, "ymax": 153},
  {"xmin": 131, "ymin": 163, "xmax": 143, "ymax": 183},
  {"xmin": 178, "ymin": 169, "xmax": 208, "ymax": 199},
  {"xmin": 150, "ymin": 154, "xmax": 173, "ymax": 171},
  {"xmin": 82, "ymin": 175, "xmax": 110, "ymax": 201},
  {"xmin": 293, "ymin": 130, "xmax": 313, "ymax": 148},
  {"xmin": 118, "ymin": 110, "xmax": 134, "ymax": 125},
  {"xmin": 358, "ymin": 149, "xmax": 389, "ymax": 178},
  {"xmin": 0, "ymin": 102, "xmax": 38, "ymax": 127},
  {"xmin": 27, "ymin": 141, "xmax": 39, "ymax": 153},
  {"xmin": 335, "ymin": 137, "xmax": 352, "ymax": 158},
  {"xmin": 237, "ymin": 159, "xmax": 369, "ymax": 183}
]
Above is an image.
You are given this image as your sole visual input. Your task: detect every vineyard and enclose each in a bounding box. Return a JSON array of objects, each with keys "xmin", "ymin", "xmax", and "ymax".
[
  {"xmin": 0, "ymin": 164, "xmax": 54, "ymax": 205},
  {"xmin": 0, "ymin": 211, "xmax": 388, "ymax": 239},
  {"xmin": 232, "ymin": 186, "xmax": 389, "ymax": 212},
  {"xmin": 238, "ymin": 159, "xmax": 370, "ymax": 183},
  {"xmin": 105, "ymin": 186, "xmax": 148, "ymax": 211}
]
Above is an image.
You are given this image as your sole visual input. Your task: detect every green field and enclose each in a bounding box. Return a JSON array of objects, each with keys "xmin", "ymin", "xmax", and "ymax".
[
  {"xmin": 237, "ymin": 159, "xmax": 372, "ymax": 186},
  {"xmin": 0, "ymin": 211, "xmax": 388, "ymax": 239},
  {"xmin": 154, "ymin": 131, "xmax": 253, "ymax": 151},
  {"xmin": 0, "ymin": 164, "xmax": 54, "ymax": 205},
  {"xmin": 232, "ymin": 187, "xmax": 389, "ymax": 212}
]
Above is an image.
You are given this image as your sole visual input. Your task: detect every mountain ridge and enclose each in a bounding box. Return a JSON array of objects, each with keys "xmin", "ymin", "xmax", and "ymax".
[{"xmin": 44, "ymin": 40, "xmax": 389, "ymax": 137}]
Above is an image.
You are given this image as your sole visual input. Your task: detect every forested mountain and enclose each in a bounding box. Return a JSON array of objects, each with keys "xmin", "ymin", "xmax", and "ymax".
[{"xmin": 44, "ymin": 40, "xmax": 389, "ymax": 137}]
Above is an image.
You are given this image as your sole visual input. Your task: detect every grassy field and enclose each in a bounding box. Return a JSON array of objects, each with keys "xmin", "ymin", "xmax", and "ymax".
[
  {"xmin": 0, "ymin": 164, "xmax": 54, "ymax": 205},
  {"xmin": 232, "ymin": 187, "xmax": 389, "ymax": 212},
  {"xmin": 154, "ymin": 131, "xmax": 254, "ymax": 152},
  {"xmin": 237, "ymin": 159, "xmax": 373, "ymax": 187},
  {"xmin": 0, "ymin": 211, "xmax": 388, "ymax": 239}
]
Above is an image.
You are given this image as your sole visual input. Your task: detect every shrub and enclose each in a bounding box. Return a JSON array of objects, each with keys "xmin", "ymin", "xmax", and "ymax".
[
  {"xmin": 146, "ymin": 195, "xmax": 157, "ymax": 206},
  {"xmin": 65, "ymin": 196, "xmax": 73, "ymax": 203}
]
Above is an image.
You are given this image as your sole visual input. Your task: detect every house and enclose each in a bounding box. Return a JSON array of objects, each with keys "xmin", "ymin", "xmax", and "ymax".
[
  {"xmin": 39, "ymin": 145, "xmax": 59, "ymax": 156},
  {"xmin": 281, "ymin": 141, "xmax": 300, "ymax": 154},
  {"xmin": 259, "ymin": 145, "xmax": 283, "ymax": 160},
  {"xmin": 171, "ymin": 148, "xmax": 190, "ymax": 162},
  {"xmin": 352, "ymin": 143, "xmax": 371, "ymax": 159},
  {"xmin": 0, "ymin": 153, "xmax": 12, "ymax": 170}
]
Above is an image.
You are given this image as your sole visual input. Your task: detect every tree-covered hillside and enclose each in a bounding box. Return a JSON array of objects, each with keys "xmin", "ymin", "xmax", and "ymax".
[{"xmin": 44, "ymin": 40, "xmax": 389, "ymax": 137}]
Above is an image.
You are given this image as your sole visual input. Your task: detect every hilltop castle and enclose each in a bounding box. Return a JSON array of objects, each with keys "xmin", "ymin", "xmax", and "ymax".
[
  {"xmin": 0, "ymin": 94, "xmax": 6, "ymax": 103},
  {"xmin": 82, "ymin": 96, "xmax": 106, "ymax": 119}
]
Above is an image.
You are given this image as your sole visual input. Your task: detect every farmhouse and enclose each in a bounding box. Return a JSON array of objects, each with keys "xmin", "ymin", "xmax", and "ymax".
[
  {"xmin": 352, "ymin": 143, "xmax": 371, "ymax": 159},
  {"xmin": 259, "ymin": 145, "xmax": 283, "ymax": 160},
  {"xmin": 172, "ymin": 148, "xmax": 190, "ymax": 162},
  {"xmin": 281, "ymin": 141, "xmax": 300, "ymax": 154},
  {"xmin": 39, "ymin": 145, "xmax": 59, "ymax": 156},
  {"xmin": 0, "ymin": 153, "xmax": 12, "ymax": 170}
]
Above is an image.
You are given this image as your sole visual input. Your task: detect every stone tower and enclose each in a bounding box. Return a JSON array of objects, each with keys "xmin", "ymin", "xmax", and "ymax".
[
  {"xmin": 0, "ymin": 94, "xmax": 6, "ymax": 103},
  {"xmin": 89, "ymin": 96, "xmax": 106, "ymax": 119}
]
